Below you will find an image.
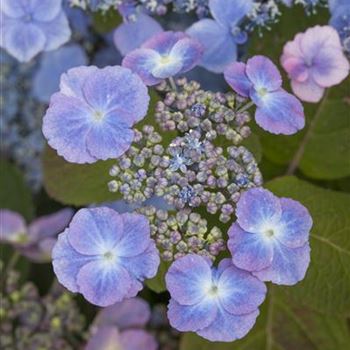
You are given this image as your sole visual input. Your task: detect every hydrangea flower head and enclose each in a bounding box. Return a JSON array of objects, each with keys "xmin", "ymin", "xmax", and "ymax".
[
  {"xmin": 186, "ymin": 0, "xmax": 253, "ymax": 73},
  {"xmin": 42, "ymin": 65, "xmax": 150, "ymax": 164},
  {"xmin": 52, "ymin": 207, "xmax": 160, "ymax": 307},
  {"xmin": 224, "ymin": 55, "xmax": 305, "ymax": 135},
  {"xmin": 165, "ymin": 254, "xmax": 266, "ymax": 342},
  {"xmin": 114, "ymin": 13, "xmax": 163, "ymax": 56},
  {"xmin": 228, "ymin": 188, "xmax": 312, "ymax": 285},
  {"xmin": 1, "ymin": 0, "xmax": 71, "ymax": 62},
  {"xmin": 32, "ymin": 44, "xmax": 88, "ymax": 103},
  {"xmin": 122, "ymin": 31, "xmax": 203, "ymax": 86},
  {"xmin": 281, "ymin": 25, "xmax": 350, "ymax": 103}
]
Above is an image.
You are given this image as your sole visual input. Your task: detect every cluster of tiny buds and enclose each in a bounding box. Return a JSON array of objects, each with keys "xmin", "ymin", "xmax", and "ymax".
[
  {"xmin": 108, "ymin": 78, "xmax": 263, "ymax": 262},
  {"xmin": 137, "ymin": 206, "xmax": 226, "ymax": 261},
  {"xmin": 0, "ymin": 262, "xmax": 86, "ymax": 350}
]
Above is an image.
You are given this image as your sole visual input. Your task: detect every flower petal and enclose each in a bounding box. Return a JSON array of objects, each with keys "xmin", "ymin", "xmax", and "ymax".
[
  {"xmin": 275, "ymin": 198, "xmax": 312, "ymax": 249},
  {"xmin": 228, "ymin": 223, "xmax": 273, "ymax": 272},
  {"xmin": 83, "ymin": 66, "xmax": 149, "ymax": 123},
  {"xmin": 291, "ymin": 77, "xmax": 325, "ymax": 103},
  {"xmin": 120, "ymin": 330, "xmax": 157, "ymax": 350},
  {"xmin": 224, "ymin": 62, "xmax": 251, "ymax": 97},
  {"xmin": 166, "ymin": 254, "xmax": 213, "ymax": 305},
  {"xmin": 187, "ymin": 19, "xmax": 237, "ymax": 73},
  {"xmin": 236, "ymin": 188, "xmax": 281, "ymax": 233},
  {"xmin": 2, "ymin": 0, "xmax": 26, "ymax": 18},
  {"xmin": 170, "ymin": 37, "xmax": 203, "ymax": 73},
  {"xmin": 142, "ymin": 31, "xmax": 186, "ymax": 55},
  {"xmin": 311, "ymin": 47, "xmax": 349, "ymax": 87},
  {"xmin": 30, "ymin": 0, "xmax": 61, "ymax": 22},
  {"xmin": 254, "ymin": 89, "xmax": 305, "ymax": 135},
  {"xmin": 114, "ymin": 13, "xmax": 163, "ymax": 56},
  {"xmin": 28, "ymin": 208, "xmax": 74, "ymax": 241},
  {"xmin": 60, "ymin": 66, "xmax": 98, "ymax": 99},
  {"xmin": 253, "ymin": 242, "xmax": 311, "ymax": 285},
  {"xmin": 52, "ymin": 230, "xmax": 94, "ymax": 293},
  {"xmin": 218, "ymin": 265, "xmax": 266, "ymax": 315},
  {"xmin": 32, "ymin": 44, "xmax": 88, "ymax": 103},
  {"xmin": 197, "ymin": 307, "xmax": 259, "ymax": 342},
  {"xmin": 122, "ymin": 48, "xmax": 162, "ymax": 86},
  {"xmin": 42, "ymin": 93, "xmax": 97, "ymax": 164},
  {"xmin": 300, "ymin": 25, "xmax": 343, "ymax": 62},
  {"xmin": 95, "ymin": 297, "xmax": 151, "ymax": 329},
  {"xmin": 246, "ymin": 55, "xmax": 282, "ymax": 91},
  {"xmin": 77, "ymin": 259, "xmax": 131, "ymax": 306},
  {"xmin": 0, "ymin": 209, "xmax": 26, "ymax": 243},
  {"xmin": 68, "ymin": 208, "xmax": 124, "ymax": 256},
  {"xmin": 86, "ymin": 326, "xmax": 121, "ymax": 350},
  {"xmin": 3, "ymin": 20, "xmax": 45, "ymax": 62},
  {"xmin": 209, "ymin": 0, "xmax": 253, "ymax": 28},
  {"xmin": 167, "ymin": 298, "xmax": 217, "ymax": 332},
  {"xmin": 86, "ymin": 120, "xmax": 134, "ymax": 160},
  {"xmin": 115, "ymin": 213, "xmax": 151, "ymax": 257},
  {"xmin": 35, "ymin": 11, "xmax": 71, "ymax": 51},
  {"xmin": 119, "ymin": 241, "xmax": 160, "ymax": 282}
]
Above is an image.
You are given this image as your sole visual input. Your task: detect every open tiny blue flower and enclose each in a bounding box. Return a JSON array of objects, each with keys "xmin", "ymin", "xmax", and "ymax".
[
  {"xmin": 165, "ymin": 254, "xmax": 266, "ymax": 342},
  {"xmin": 52, "ymin": 207, "xmax": 160, "ymax": 307},
  {"xmin": 42, "ymin": 65, "xmax": 149, "ymax": 164},
  {"xmin": 114, "ymin": 13, "xmax": 163, "ymax": 56},
  {"xmin": 186, "ymin": 0, "xmax": 253, "ymax": 73},
  {"xmin": 0, "ymin": 0, "xmax": 71, "ymax": 62},
  {"xmin": 224, "ymin": 55, "xmax": 305, "ymax": 135},
  {"xmin": 228, "ymin": 188, "xmax": 312, "ymax": 286},
  {"xmin": 122, "ymin": 31, "xmax": 203, "ymax": 86},
  {"xmin": 32, "ymin": 44, "xmax": 88, "ymax": 103}
]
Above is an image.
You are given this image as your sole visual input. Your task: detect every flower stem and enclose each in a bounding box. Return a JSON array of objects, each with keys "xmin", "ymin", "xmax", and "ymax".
[
  {"xmin": 286, "ymin": 89, "xmax": 329, "ymax": 175},
  {"xmin": 237, "ymin": 100, "xmax": 255, "ymax": 114},
  {"xmin": 168, "ymin": 77, "xmax": 177, "ymax": 92}
]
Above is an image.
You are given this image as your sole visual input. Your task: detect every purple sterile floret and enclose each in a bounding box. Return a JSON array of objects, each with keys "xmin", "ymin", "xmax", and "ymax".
[
  {"xmin": 0, "ymin": 0, "xmax": 71, "ymax": 62},
  {"xmin": 122, "ymin": 31, "xmax": 203, "ymax": 86},
  {"xmin": 0, "ymin": 208, "xmax": 73, "ymax": 262},
  {"xmin": 186, "ymin": 0, "xmax": 253, "ymax": 73},
  {"xmin": 0, "ymin": 209, "xmax": 26, "ymax": 243},
  {"xmin": 86, "ymin": 326, "xmax": 157, "ymax": 350},
  {"xmin": 52, "ymin": 207, "xmax": 160, "ymax": 307},
  {"xmin": 281, "ymin": 25, "xmax": 350, "ymax": 103},
  {"xmin": 42, "ymin": 65, "xmax": 150, "ymax": 164},
  {"xmin": 114, "ymin": 13, "xmax": 163, "ymax": 56},
  {"xmin": 224, "ymin": 55, "xmax": 305, "ymax": 135},
  {"xmin": 228, "ymin": 188, "xmax": 313, "ymax": 286},
  {"xmin": 165, "ymin": 254, "xmax": 266, "ymax": 342},
  {"xmin": 94, "ymin": 297, "xmax": 151, "ymax": 330}
]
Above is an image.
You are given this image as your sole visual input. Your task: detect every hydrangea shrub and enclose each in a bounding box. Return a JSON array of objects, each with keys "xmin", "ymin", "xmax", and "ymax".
[{"xmin": 1, "ymin": 1, "xmax": 350, "ymax": 349}]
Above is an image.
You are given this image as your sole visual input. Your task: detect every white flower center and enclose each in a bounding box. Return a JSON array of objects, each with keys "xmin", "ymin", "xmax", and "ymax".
[
  {"xmin": 264, "ymin": 229, "xmax": 275, "ymax": 238},
  {"xmin": 159, "ymin": 55, "xmax": 172, "ymax": 65},
  {"xmin": 92, "ymin": 110, "xmax": 105, "ymax": 122},
  {"xmin": 257, "ymin": 87, "xmax": 268, "ymax": 98}
]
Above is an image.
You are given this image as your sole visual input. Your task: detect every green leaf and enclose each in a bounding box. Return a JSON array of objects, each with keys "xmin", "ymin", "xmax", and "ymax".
[
  {"xmin": 92, "ymin": 9, "xmax": 122, "ymax": 33},
  {"xmin": 266, "ymin": 176, "xmax": 350, "ymax": 315},
  {"xmin": 0, "ymin": 159, "xmax": 34, "ymax": 220},
  {"xmin": 180, "ymin": 288, "xmax": 350, "ymax": 350},
  {"xmin": 42, "ymin": 147, "xmax": 119, "ymax": 206},
  {"xmin": 241, "ymin": 133, "xmax": 262, "ymax": 163},
  {"xmin": 145, "ymin": 261, "xmax": 170, "ymax": 293},
  {"xmin": 248, "ymin": 7, "xmax": 350, "ymax": 180}
]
